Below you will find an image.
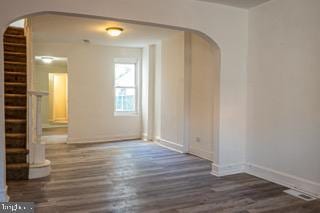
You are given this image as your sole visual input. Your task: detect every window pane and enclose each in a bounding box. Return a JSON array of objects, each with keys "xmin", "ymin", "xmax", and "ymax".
[
  {"xmin": 115, "ymin": 88, "xmax": 136, "ymax": 112},
  {"xmin": 115, "ymin": 64, "xmax": 135, "ymax": 87}
]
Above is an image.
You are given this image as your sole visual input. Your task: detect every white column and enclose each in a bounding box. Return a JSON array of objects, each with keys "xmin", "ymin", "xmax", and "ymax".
[
  {"xmin": 28, "ymin": 91, "xmax": 51, "ymax": 179},
  {"xmin": 35, "ymin": 95, "xmax": 42, "ymax": 144}
]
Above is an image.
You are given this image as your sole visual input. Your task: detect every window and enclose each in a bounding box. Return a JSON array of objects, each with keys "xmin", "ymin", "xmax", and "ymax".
[{"xmin": 114, "ymin": 63, "xmax": 137, "ymax": 113}]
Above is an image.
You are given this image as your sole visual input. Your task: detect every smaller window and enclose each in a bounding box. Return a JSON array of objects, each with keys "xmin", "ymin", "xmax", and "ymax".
[{"xmin": 114, "ymin": 63, "xmax": 137, "ymax": 113}]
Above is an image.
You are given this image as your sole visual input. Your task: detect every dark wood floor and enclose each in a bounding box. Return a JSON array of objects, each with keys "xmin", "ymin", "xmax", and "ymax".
[{"xmin": 7, "ymin": 140, "xmax": 320, "ymax": 212}]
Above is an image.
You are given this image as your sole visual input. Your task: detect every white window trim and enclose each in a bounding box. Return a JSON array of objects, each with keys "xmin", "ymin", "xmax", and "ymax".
[{"xmin": 113, "ymin": 58, "xmax": 140, "ymax": 116}]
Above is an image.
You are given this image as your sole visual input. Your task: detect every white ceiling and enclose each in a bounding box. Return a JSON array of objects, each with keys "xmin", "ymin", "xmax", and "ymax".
[
  {"xmin": 197, "ymin": 0, "xmax": 272, "ymax": 9},
  {"xmin": 31, "ymin": 14, "xmax": 180, "ymax": 48}
]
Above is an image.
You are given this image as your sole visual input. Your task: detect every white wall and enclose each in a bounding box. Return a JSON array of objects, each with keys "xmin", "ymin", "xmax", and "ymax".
[
  {"xmin": 247, "ymin": 0, "xmax": 320, "ymax": 196},
  {"xmin": 33, "ymin": 63, "xmax": 67, "ymax": 127},
  {"xmin": 141, "ymin": 45, "xmax": 155, "ymax": 141},
  {"xmin": 34, "ymin": 42, "xmax": 142, "ymax": 143},
  {"xmin": 142, "ymin": 46, "xmax": 149, "ymax": 139},
  {"xmin": 153, "ymin": 43, "xmax": 162, "ymax": 140},
  {"xmin": 188, "ymin": 33, "xmax": 220, "ymax": 161},
  {"xmin": 156, "ymin": 32, "xmax": 185, "ymax": 151}
]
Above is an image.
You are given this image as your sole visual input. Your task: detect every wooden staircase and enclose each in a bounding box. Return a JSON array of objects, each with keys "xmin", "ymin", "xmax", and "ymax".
[{"xmin": 4, "ymin": 27, "xmax": 29, "ymax": 180}]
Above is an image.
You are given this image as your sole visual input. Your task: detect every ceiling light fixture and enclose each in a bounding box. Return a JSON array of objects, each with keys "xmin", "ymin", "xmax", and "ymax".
[
  {"xmin": 106, "ymin": 27, "xmax": 123, "ymax": 37},
  {"xmin": 40, "ymin": 56, "xmax": 54, "ymax": 64}
]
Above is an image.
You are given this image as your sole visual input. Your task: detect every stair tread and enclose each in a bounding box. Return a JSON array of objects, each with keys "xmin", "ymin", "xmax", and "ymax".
[
  {"xmin": 5, "ymin": 94, "xmax": 26, "ymax": 97},
  {"xmin": 5, "ymin": 71, "xmax": 26, "ymax": 75},
  {"xmin": 4, "ymin": 61, "xmax": 26, "ymax": 65},
  {"xmin": 4, "ymin": 42, "xmax": 26, "ymax": 47},
  {"xmin": 5, "ymin": 119, "xmax": 26, "ymax": 123},
  {"xmin": 6, "ymin": 148, "xmax": 28, "ymax": 154},
  {"xmin": 4, "ymin": 51, "xmax": 26, "ymax": 56},
  {"xmin": 6, "ymin": 133, "xmax": 26, "ymax": 138},
  {"xmin": 4, "ymin": 82, "xmax": 26, "ymax": 86},
  {"xmin": 5, "ymin": 106, "xmax": 26, "ymax": 110},
  {"xmin": 6, "ymin": 163, "xmax": 28, "ymax": 169},
  {"xmin": 4, "ymin": 34, "xmax": 25, "ymax": 38}
]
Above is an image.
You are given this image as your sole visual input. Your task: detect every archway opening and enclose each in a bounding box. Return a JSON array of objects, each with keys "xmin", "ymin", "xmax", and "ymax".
[{"xmin": 2, "ymin": 12, "xmax": 221, "ymax": 205}]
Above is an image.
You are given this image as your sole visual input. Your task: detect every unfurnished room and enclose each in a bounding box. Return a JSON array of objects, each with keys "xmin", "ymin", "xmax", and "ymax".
[{"xmin": 0, "ymin": 0, "xmax": 319, "ymax": 212}]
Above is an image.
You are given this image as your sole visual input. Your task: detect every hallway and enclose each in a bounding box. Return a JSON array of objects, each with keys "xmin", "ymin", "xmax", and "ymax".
[{"xmin": 7, "ymin": 141, "xmax": 320, "ymax": 212}]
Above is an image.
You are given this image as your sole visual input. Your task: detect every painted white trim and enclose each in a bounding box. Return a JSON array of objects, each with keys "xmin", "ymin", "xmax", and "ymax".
[
  {"xmin": 42, "ymin": 123, "xmax": 68, "ymax": 128},
  {"xmin": 246, "ymin": 163, "xmax": 320, "ymax": 199},
  {"xmin": 155, "ymin": 137, "xmax": 184, "ymax": 153},
  {"xmin": 189, "ymin": 146, "xmax": 213, "ymax": 161},
  {"xmin": 0, "ymin": 185, "xmax": 9, "ymax": 202},
  {"xmin": 142, "ymin": 133, "xmax": 151, "ymax": 142},
  {"xmin": 67, "ymin": 135, "xmax": 141, "ymax": 144},
  {"xmin": 42, "ymin": 135, "xmax": 68, "ymax": 144},
  {"xmin": 210, "ymin": 162, "xmax": 320, "ymax": 199},
  {"xmin": 211, "ymin": 163, "xmax": 245, "ymax": 177},
  {"xmin": 29, "ymin": 160, "xmax": 51, "ymax": 179}
]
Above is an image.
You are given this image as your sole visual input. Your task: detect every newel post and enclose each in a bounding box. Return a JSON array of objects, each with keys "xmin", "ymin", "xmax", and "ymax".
[{"xmin": 28, "ymin": 91, "xmax": 51, "ymax": 179}]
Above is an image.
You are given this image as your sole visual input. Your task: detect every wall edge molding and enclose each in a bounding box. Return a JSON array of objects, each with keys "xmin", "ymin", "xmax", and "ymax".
[
  {"xmin": 67, "ymin": 135, "xmax": 141, "ymax": 144},
  {"xmin": 155, "ymin": 137, "xmax": 184, "ymax": 153},
  {"xmin": 246, "ymin": 163, "xmax": 320, "ymax": 198},
  {"xmin": 211, "ymin": 162, "xmax": 245, "ymax": 177},
  {"xmin": 0, "ymin": 185, "xmax": 9, "ymax": 202},
  {"xmin": 189, "ymin": 146, "xmax": 213, "ymax": 161}
]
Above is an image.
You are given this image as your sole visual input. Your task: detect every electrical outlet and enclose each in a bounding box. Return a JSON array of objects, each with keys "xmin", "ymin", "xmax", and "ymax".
[{"xmin": 196, "ymin": 137, "xmax": 201, "ymax": 143}]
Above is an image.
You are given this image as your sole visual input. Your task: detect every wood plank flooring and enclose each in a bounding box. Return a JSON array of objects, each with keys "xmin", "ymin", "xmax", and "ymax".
[{"xmin": 7, "ymin": 140, "xmax": 320, "ymax": 212}]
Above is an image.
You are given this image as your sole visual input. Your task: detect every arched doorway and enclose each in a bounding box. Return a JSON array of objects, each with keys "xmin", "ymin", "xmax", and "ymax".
[{"xmin": 0, "ymin": 2, "xmax": 249, "ymax": 201}]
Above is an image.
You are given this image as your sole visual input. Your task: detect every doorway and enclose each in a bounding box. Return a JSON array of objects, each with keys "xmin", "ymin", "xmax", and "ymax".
[{"xmin": 33, "ymin": 56, "xmax": 68, "ymax": 143}]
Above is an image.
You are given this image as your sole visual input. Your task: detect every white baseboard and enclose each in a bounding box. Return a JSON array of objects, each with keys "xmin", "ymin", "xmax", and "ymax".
[
  {"xmin": 246, "ymin": 163, "xmax": 320, "ymax": 199},
  {"xmin": 142, "ymin": 133, "xmax": 152, "ymax": 142},
  {"xmin": 29, "ymin": 160, "xmax": 51, "ymax": 179},
  {"xmin": 67, "ymin": 135, "xmax": 141, "ymax": 144},
  {"xmin": 189, "ymin": 146, "xmax": 213, "ymax": 161},
  {"xmin": 211, "ymin": 163, "xmax": 246, "ymax": 177},
  {"xmin": 42, "ymin": 124, "xmax": 68, "ymax": 128},
  {"xmin": 42, "ymin": 135, "xmax": 68, "ymax": 144},
  {"xmin": 0, "ymin": 185, "xmax": 9, "ymax": 202},
  {"xmin": 155, "ymin": 137, "xmax": 184, "ymax": 153}
]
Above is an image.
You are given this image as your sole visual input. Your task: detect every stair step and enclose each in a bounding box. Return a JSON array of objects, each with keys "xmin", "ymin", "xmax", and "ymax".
[
  {"xmin": 4, "ymin": 61, "xmax": 26, "ymax": 65},
  {"xmin": 6, "ymin": 149, "xmax": 28, "ymax": 164},
  {"xmin": 5, "ymin": 106, "xmax": 26, "ymax": 110},
  {"xmin": 6, "ymin": 163, "xmax": 29, "ymax": 180},
  {"xmin": 4, "ymin": 42, "xmax": 26, "ymax": 53},
  {"xmin": 5, "ymin": 94, "xmax": 26, "ymax": 98},
  {"xmin": 4, "ymin": 34, "xmax": 26, "ymax": 44},
  {"xmin": 5, "ymin": 71, "xmax": 26, "ymax": 76},
  {"xmin": 4, "ymin": 51, "xmax": 26, "ymax": 56},
  {"xmin": 6, "ymin": 133, "xmax": 26, "ymax": 138},
  {"xmin": 5, "ymin": 94, "xmax": 27, "ymax": 107},
  {"xmin": 4, "ymin": 34, "xmax": 25, "ymax": 38},
  {"xmin": 4, "ymin": 42, "xmax": 26, "ymax": 47},
  {"xmin": 6, "ymin": 163, "xmax": 28, "ymax": 169},
  {"xmin": 6, "ymin": 148, "xmax": 29, "ymax": 155},
  {"xmin": 5, "ymin": 72, "xmax": 27, "ymax": 84},
  {"xmin": 5, "ymin": 27, "xmax": 25, "ymax": 36},
  {"xmin": 5, "ymin": 82, "xmax": 27, "ymax": 94},
  {"xmin": 6, "ymin": 133, "xmax": 26, "ymax": 149},
  {"xmin": 4, "ymin": 53, "xmax": 27, "ymax": 63},
  {"xmin": 4, "ymin": 82, "xmax": 26, "ymax": 86},
  {"xmin": 5, "ymin": 119, "xmax": 26, "ymax": 123},
  {"xmin": 5, "ymin": 105, "xmax": 27, "ymax": 119}
]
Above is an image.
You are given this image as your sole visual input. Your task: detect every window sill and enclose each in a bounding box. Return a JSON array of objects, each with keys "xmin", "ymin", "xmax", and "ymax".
[{"xmin": 114, "ymin": 112, "xmax": 139, "ymax": 117}]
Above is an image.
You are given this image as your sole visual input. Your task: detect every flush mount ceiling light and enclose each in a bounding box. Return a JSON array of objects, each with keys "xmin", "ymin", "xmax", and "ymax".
[
  {"xmin": 106, "ymin": 27, "xmax": 123, "ymax": 37},
  {"xmin": 40, "ymin": 56, "xmax": 55, "ymax": 64}
]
